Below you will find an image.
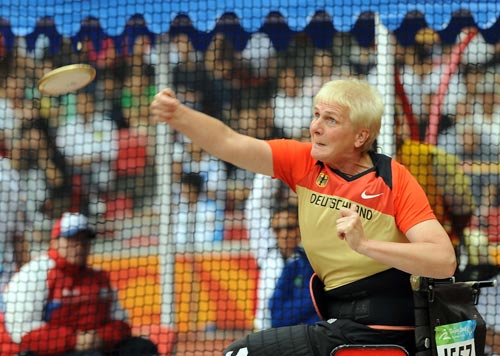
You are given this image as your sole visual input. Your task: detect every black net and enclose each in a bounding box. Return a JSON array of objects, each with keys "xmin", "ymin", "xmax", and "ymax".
[{"xmin": 0, "ymin": 2, "xmax": 499, "ymax": 356}]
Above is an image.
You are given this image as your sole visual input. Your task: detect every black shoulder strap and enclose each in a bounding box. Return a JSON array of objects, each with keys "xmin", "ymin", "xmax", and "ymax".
[{"xmin": 370, "ymin": 151, "xmax": 393, "ymax": 190}]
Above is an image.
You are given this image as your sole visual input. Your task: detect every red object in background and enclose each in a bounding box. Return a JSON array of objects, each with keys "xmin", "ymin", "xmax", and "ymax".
[
  {"xmin": 105, "ymin": 192, "xmax": 134, "ymax": 220},
  {"xmin": 487, "ymin": 206, "xmax": 500, "ymax": 243},
  {"xmin": 223, "ymin": 210, "xmax": 249, "ymax": 241},
  {"xmin": 0, "ymin": 312, "xmax": 21, "ymax": 356},
  {"xmin": 425, "ymin": 28, "xmax": 478, "ymax": 145},
  {"xmin": 115, "ymin": 128, "xmax": 148, "ymax": 176},
  {"xmin": 331, "ymin": 345, "xmax": 409, "ymax": 356}
]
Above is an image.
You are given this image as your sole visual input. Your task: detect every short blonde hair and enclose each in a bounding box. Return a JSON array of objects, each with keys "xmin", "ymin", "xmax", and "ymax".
[{"xmin": 314, "ymin": 79, "xmax": 383, "ymax": 152}]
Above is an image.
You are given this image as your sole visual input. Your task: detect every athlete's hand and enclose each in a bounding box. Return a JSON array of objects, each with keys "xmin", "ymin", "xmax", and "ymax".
[
  {"xmin": 75, "ymin": 329, "xmax": 103, "ymax": 351},
  {"xmin": 336, "ymin": 204, "xmax": 366, "ymax": 252},
  {"xmin": 150, "ymin": 88, "xmax": 181, "ymax": 124}
]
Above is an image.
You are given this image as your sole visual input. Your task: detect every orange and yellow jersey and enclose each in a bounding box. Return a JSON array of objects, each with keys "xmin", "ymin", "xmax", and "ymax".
[{"xmin": 267, "ymin": 139, "xmax": 436, "ymax": 292}]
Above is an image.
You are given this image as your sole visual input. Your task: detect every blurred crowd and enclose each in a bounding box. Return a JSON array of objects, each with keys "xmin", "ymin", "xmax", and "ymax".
[{"xmin": 0, "ymin": 14, "xmax": 499, "ymax": 262}]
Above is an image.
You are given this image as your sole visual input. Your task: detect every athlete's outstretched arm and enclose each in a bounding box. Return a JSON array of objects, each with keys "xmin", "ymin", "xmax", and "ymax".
[{"xmin": 151, "ymin": 88, "xmax": 274, "ymax": 177}]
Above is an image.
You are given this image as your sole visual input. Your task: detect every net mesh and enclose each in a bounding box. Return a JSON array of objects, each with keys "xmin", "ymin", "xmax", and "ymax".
[{"xmin": 0, "ymin": 3, "xmax": 499, "ymax": 356}]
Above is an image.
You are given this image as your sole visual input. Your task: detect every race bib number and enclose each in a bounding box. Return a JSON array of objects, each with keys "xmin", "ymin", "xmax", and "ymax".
[{"xmin": 435, "ymin": 320, "xmax": 476, "ymax": 356}]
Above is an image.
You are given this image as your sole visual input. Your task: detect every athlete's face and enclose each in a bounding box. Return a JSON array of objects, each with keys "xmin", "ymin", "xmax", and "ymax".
[
  {"xmin": 56, "ymin": 232, "xmax": 92, "ymax": 267},
  {"xmin": 309, "ymin": 101, "xmax": 357, "ymax": 166}
]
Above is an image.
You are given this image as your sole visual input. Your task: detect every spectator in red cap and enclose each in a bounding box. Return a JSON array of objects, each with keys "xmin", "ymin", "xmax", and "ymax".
[{"xmin": 2, "ymin": 212, "xmax": 158, "ymax": 356}]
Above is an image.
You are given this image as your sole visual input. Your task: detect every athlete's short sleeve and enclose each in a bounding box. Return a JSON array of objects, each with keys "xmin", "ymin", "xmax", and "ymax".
[
  {"xmin": 267, "ymin": 139, "xmax": 316, "ymax": 192},
  {"xmin": 392, "ymin": 160, "xmax": 437, "ymax": 233}
]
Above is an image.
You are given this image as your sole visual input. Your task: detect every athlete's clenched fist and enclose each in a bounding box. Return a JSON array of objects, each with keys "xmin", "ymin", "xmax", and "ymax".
[
  {"xmin": 336, "ymin": 204, "xmax": 366, "ymax": 252},
  {"xmin": 150, "ymin": 88, "xmax": 180, "ymax": 123}
]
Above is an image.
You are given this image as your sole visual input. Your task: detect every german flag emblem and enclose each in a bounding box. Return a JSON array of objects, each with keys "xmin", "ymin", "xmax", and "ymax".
[{"xmin": 316, "ymin": 173, "xmax": 329, "ymax": 187}]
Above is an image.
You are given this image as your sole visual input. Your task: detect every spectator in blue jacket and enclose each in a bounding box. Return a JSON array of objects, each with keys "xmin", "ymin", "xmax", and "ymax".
[{"xmin": 269, "ymin": 205, "xmax": 320, "ymax": 328}]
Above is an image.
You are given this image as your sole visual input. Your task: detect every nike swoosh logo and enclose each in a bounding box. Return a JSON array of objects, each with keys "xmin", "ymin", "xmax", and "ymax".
[{"xmin": 361, "ymin": 190, "xmax": 384, "ymax": 199}]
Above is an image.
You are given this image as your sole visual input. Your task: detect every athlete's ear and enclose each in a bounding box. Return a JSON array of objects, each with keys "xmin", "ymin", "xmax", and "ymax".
[{"xmin": 354, "ymin": 129, "xmax": 369, "ymax": 148}]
